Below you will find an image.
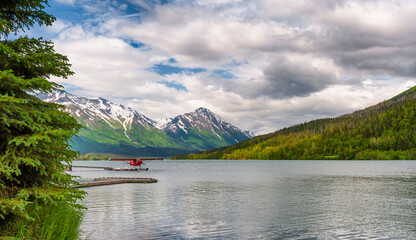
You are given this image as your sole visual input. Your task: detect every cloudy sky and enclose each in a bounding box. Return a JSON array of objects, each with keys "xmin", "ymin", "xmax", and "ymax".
[{"xmin": 30, "ymin": 0, "xmax": 416, "ymax": 134}]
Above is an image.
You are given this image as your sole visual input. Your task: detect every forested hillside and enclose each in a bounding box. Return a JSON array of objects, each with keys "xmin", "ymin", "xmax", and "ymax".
[{"xmin": 175, "ymin": 86, "xmax": 416, "ymax": 160}]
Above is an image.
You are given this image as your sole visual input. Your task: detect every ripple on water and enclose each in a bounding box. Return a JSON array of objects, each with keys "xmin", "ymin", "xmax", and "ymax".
[{"xmin": 74, "ymin": 160, "xmax": 416, "ymax": 239}]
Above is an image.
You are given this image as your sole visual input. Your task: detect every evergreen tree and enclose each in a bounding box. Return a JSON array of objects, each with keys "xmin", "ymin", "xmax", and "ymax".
[{"xmin": 0, "ymin": 0, "xmax": 83, "ymax": 224}]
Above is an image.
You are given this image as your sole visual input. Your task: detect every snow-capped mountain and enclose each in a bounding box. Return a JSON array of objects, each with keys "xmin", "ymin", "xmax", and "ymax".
[
  {"xmin": 41, "ymin": 92, "xmax": 184, "ymax": 155},
  {"xmin": 41, "ymin": 92, "xmax": 253, "ymax": 156},
  {"xmin": 44, "ymin": 92, "xmax": 156, "ymax": 140},
  {"xmin": 163, "ymin": 107, "xmax": 253, "ymax": 149}
]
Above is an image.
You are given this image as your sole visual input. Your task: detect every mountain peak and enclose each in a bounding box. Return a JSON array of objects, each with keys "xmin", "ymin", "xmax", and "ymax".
[
  {"xmin": 193, "ymin": 107, "xmax": 224, "ymax": 123},
  {"xmin": 42, "ymin": 92, "xmax": 156, "ymax": 129},
  {"xmin": 91, "ymin": 97, "xmax": 109, "ymax": 103},
  {"xmin": 195, "ymin": 107, "xmax": 211, "ymax": 113},
  {"xmin": 163, "ymin": 107, "xmax": 252, "ymax": 149}
]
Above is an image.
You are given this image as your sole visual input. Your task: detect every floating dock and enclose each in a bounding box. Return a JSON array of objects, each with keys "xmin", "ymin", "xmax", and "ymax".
[
  {"xmin": 68, "ymin": 166, "xmax": 148, "ymax": 171},
  {"xmin": 72, "ymin": 177, "xmax": 158, "ymax": 188}
]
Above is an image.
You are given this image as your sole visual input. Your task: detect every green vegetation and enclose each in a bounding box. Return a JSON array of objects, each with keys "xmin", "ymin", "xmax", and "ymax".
[
  {"xmin": 71, "ymin": 117, "xmax": 226, "ymax": 157},
  {"xmin": 0, "ymin": 0, "xmax": 84, "ymax": 239},
  {"xmin": 69, "ymin": 111, "xmax": 201, "ymax": 156},
  {"xmin": 0, "ymin": 202, "xmax": 83, "ymax": 240},
  {"xmin": 70, "ymin": 114, "xmax": 194, "ymax": 157},
  {"xmin": 175, "ymin": 86, "xmax": 416, "ymax": 160},
  {"xmin": 167, "ymin": 125, "xmax": 239, "ymax": 150}
]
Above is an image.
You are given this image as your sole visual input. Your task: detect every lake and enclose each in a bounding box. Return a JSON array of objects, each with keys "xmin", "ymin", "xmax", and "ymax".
[{"xmin": 70, "ymin": 160, "xmax": 416, "ymax": 239}]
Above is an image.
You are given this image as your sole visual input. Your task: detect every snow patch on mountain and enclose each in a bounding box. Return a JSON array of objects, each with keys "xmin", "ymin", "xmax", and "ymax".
[
  {"xmin": 177, "ymin": 118, "xmax": 188, "ymax": 134},
  {"xmin": 42, "ymin": 92, "xmax": 156, "ymax": 139},
  {"xmin": 155, "ymin": 117, "xmax": 173, "ymax": 130}
]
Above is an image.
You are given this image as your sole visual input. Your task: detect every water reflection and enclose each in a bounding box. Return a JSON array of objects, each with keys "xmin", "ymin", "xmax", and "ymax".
[{"xmin": 73, "ymin": 160, "xmax": 416, "ymax": 239}]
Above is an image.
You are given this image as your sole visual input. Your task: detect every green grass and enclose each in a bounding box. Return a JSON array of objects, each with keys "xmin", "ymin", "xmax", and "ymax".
[{"xmin": 1, "ymin": 202, "xmax": 84, "ymax": 240}]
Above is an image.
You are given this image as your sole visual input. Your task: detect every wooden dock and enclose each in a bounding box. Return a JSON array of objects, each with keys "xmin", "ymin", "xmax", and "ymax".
[{"xmin": 72, "ymin": 177, "xmax": 158, "ymax": 188}]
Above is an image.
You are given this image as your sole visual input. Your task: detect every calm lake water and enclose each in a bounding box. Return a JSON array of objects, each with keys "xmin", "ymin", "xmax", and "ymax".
[{"xmin": 70, "ymin": 160, "xmax": 416, "ymax": 239}]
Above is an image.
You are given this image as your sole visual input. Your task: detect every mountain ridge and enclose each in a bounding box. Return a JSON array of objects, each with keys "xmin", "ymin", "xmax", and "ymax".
[
  {"xmin": 41, "ymin": 92, "xmax": 254, "ymax": 156},
  {"xmin": 174, "ymin": 86, "xmax": 416, "ymax": 160}
]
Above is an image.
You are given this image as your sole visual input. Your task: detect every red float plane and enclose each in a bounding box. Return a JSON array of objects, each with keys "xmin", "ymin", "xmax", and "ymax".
[{"xmin": 108, "ymin": 157, "xmax": 163, "ymax": 170}]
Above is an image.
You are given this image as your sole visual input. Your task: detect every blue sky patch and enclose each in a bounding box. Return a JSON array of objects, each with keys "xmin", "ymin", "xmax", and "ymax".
[
  {"xmin": 158, "ymin": 80, "xmax": 188, "ymax": 92},
  {"xmin": 122, "ymin": 39, "xmax": 146, "ymax": 49},
  {"xmin": 48, "ymin": 1, "xmax": 86, "ymax": 23},
  {"xmin": 212, "ymin": 69, "xmax": 237, "ymax": 79},
  {"xmin": 151, "ymin": 64, "xmax": 206, "ymax": 76}
]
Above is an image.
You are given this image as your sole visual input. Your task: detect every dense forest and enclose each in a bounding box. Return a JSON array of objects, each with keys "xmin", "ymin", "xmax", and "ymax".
[
  {"xmin": 174, "ymin": 86, "xmax": 416, "ymax": 160},
  {"xmin": 1, "ymin": 0, "xmax": 84, "ymax": 238}
]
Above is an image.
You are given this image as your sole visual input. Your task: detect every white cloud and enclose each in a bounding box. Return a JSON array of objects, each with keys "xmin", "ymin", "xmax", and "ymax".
[
  {"xmin": 52, "ymin": 26, "xmax": 168, "ymax": 98},
  {"xmin": 46, "ymin": 0, "xmax": 416, "ymax": 134}
]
